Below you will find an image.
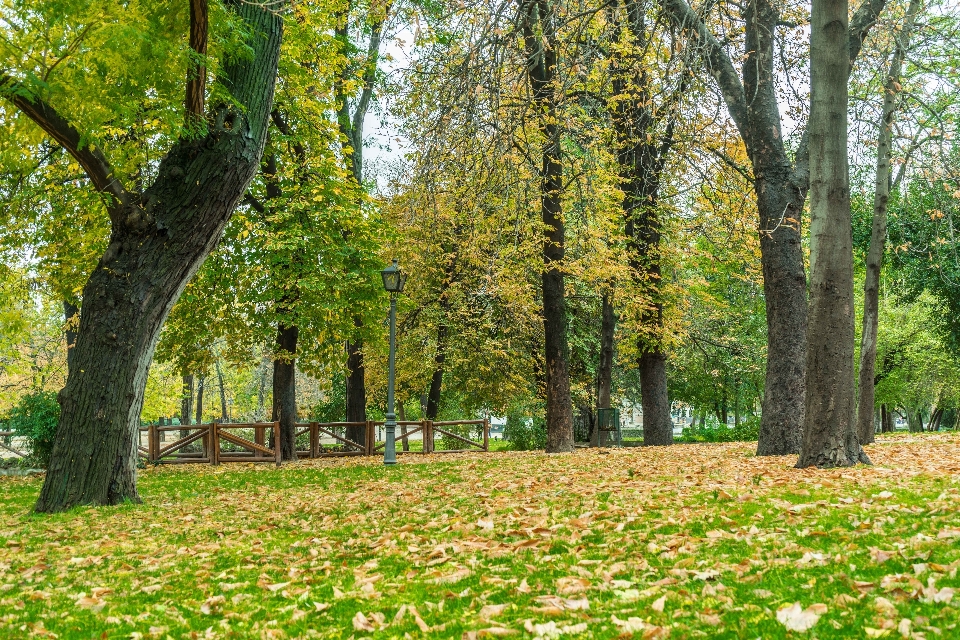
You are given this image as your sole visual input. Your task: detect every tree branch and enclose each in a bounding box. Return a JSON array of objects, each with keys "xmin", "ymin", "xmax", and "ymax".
[
  {"xmin": 659, "ymin": 0, "xmax": 747, "ymax": 133},
  {"xmin": 185, "ymin": 0, "xmax": 209, "ymax": 122},
  {"xmin": 1, "ymin": 76, "xmax": 130, "ymax": 220}
]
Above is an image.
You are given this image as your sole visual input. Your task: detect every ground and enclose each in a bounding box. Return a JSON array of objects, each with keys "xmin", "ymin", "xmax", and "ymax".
[{"xmin": 2, "ymin": 434, "xmax": 960, "ymax": 639}]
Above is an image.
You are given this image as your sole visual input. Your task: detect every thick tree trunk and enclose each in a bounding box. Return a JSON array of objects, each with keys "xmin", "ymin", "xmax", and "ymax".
[
  {"xmin": 930, "ymin": 407, "xmax": 943, "ymax": 432},
  {"xmin": 272, "ymin": 323, "xmax": 298, "ymax": 460},
  {"xmin": 33, "ymin": 0, "xmax": 282, "ymax": 512},
  {"xmin": 345, "ymin": 336, "xmax": 366, "ymax": 445},
  {"xmin": 751, "ymin": 134, "xmax": 809, "ymax": 456},
  {"xmin": 520, "ymin": 0, "xmax": 574, "ymax": 453},
  {"xmin": 425, "ymin": 322, "xmax": 446, "ymax": 420},
  {"xmin": 195, "ymin": 376, "xmax": 205, "ymax": 425},
  {"xmin": 640, "ymin": 352, "xmax": 673, "ymax": 445},
  {"xmin": 798, "ymin": 0, "xmax": 867, "ymax": 468},
  {"xmin": 63, "ymin": 300, "xmax": 79, "ymax": 376},
  {"xmin": 856, "ymin": 0, "xmax": 920, "ymax": 446},
  {"xmin": 180, "ymin": 371, "xmax": 194, "ymax": 438}
]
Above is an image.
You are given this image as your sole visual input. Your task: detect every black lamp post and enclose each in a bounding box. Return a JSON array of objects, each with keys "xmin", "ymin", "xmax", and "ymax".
[{"xmin": 381, "ymin": 259, "xmax": 407, "ymax": 465}]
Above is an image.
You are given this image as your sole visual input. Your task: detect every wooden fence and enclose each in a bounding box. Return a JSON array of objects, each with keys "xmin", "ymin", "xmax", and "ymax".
[{"xmin": 138, "ymin": 419, "xmax": 489, "ymax": 465}]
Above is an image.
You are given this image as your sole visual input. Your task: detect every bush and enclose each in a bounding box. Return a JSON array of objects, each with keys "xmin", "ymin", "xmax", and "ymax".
[
  {"xmin": 6, "ymin": 390, "xmax": 60, "ymax": 467},
  {"xmin": 503, "ymin": 410, "xmax": 547, "ymax": 451},
  {"xmin": 679, "ymin": 415, "xmax": 759, "ymax": 443}
]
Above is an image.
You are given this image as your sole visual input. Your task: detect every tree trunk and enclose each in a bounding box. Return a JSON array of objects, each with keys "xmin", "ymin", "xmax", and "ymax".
[
  {"xmin": 520, "ymin": 0, "xmax": 573, "ymax": 453},
  {"xmin": 425, "ymin": 322, "xmax": 447, "ymax": 420},
  {"xmin": 798, "ymin": 0, "xmax": 867, "ymax": 468},
  {"xmin": 929, "ymin": 407, "xmax": 943, "ymax": 432},
  {"xmin": 345, "ymin": 336, "xmax": 366, "ymax": 445},
  {"xmin": 607, "ymin": 0, "xmax": 680, "ymax": 450},
  {"xmin": 196, "ymin": 376, "xmax": 205, "ymax": 425},
  {"xmin": 33, "ymin": 0, "xmax": 281, "ymax": 512},
  {"xmin": 272, "ymin": 323, "xmax": 299, "ymax": 460},
  {"xmin": 215, "ymin": 359, "xmax": 229, "ymax": 422},
  {"xmin": 856, "ymin": 0, "xmax": 920, "ymax": 446},
  {"xmin": 880, "ymin": 404, "xmax": 893, "ymax": 433},
  {"xmin": 640, "ymin": 353, "xmax": 673, "ymax": 445},
  {"xmin": 63, "ymin": 300, "xmax": 79, "ymax": 376},
  {"xmin": 180, "ymin": 371, "xmax": 194, "ymax": 438},
  {"xmin": 596, "ymin": 292, "xmax": 615, "ymax": 446}
]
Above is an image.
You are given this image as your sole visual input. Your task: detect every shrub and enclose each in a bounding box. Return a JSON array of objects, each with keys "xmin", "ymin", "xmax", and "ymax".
[
  {"xmin": 7, "ymin": 390, "xmax": 60, "ymax": 467},
  {"xmin": 679, "ymin": 415, "xmax": 759, "ymax": 443},
  {"xmin": 503, "ymin": 410, "xmax": 547, "ymax": 451}
]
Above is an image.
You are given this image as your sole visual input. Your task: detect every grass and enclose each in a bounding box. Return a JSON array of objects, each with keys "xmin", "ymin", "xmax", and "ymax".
[{"xmin": 2, "ymin": 433, "xmax": 960, "ymax": 639}]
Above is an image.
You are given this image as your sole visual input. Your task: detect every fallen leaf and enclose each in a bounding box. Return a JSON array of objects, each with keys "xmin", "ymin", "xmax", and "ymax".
[
  {"xmin": 479, "ymin": 604, "xmax": 508, "ymax": 619},
  {"xmin": 776, "ymin": 602, "xmax": 827, "ymax": 632},
  {"xmin": 652, "ymin": 595, "xmax": 666, "ymax": 612}
]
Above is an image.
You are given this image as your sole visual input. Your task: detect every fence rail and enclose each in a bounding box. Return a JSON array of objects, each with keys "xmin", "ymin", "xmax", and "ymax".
[
  {"xmin": 0, "ymin": 431, "xmax": 27, "ymax": 458},
  {"xmin": 138, "ymin": 419, "xmax": 490, "ymax": 465}
]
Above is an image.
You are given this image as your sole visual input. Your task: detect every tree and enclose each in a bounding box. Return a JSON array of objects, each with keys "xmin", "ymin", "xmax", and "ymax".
[
  {"xmin": 335, "ymin": 0, "xmax": 396, "ymax": 437},
  {"xmin": 661, "ymin": 0, "xmax": 887, "ymax": 455},
  {"xmin": 1, "ymin": 0, "xmax": 284, "ymax": 512},
  {"xmin": 517, "ymin": 0, "xmax": 575, "ymax": 452},
  {"xmin": 855, "ymin": 0, "xmax": 921, "ymax": 445},
  {"xmin": 797, "ymin": 0, "xmax": 868, "ymax": 468}
]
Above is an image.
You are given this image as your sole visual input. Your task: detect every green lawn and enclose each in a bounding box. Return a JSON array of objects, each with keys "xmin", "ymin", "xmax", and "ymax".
[{"xmin": 2, "ymin": 433, "xmax": 959, "ymax": 639}]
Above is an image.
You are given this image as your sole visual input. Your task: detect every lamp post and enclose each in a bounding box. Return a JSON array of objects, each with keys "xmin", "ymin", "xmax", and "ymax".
[{"xmin": 381, "ymin": 259, "xmax": 407, "ymax": 465}]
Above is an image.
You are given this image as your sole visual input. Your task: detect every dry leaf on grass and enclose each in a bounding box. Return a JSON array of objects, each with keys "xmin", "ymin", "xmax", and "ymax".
[
  {"xmin": 556, "ymin": 576, "xmax": 590, "ymax": 594},
  {"xmin": 775, "ymin": 602, "xmax": 827, "ymax": 632},
  {"xmin": 479, "ymin": 603, "xmax": 508, "ymax": 619}
]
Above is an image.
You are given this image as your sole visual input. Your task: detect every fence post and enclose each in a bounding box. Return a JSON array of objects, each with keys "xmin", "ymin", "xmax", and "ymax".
[
  {"xmin": 211, "ymin": 422, "xmax": 219, "ymax": 466},
  {"xmin": 273, "ymin": 421, "xmax": 282, "ymax": 467},
  {"xmin": 483, "ymin": 418, "xmax": 490, "ymax": 451},
  {"xmin": 365, "ymin": 421, "xmax": 375, "ymax": 456},
  {"xmin": 425, "ymin": 420, "xmax": 434, "ymax": 454},
  {"xmin": 147, "ymin": 424, "xmax": 157, "ymax": 463},
  {"xmin": 310, "ymin": 422, "xmax": 319, "ymax": 458},
  {"xmin": 255, "ymin": 424, "xmax": 265, "ymax": 459}
]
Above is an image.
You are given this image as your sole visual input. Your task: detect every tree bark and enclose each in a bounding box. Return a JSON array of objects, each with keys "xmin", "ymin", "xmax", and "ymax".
[
  {"xmin": 425, "ymin": 322, "xmax": 447, "ymax": 420},
  {"xmin": 661, "ymin": 0, "xmax": 888, "ymax": 456},
  {"xmin": 519, "ymin": 0, "xmax": 574, "ymax": 453},
  {"xmin": 185, "ymin": 0, "xmax": 209, "ymax": 124},
  {"xmin": 31, "ymin": 0, "xmax": 282, "ymax": 512},
  {"xmin": 272, "ymin": 323, "xmax": 299, "ymax": 460},
  {"xmin": 797, "ymin": 0, "xmax": 867, "ymax": 468},
  {"xmin": 345, "ymin": 335, "xmax": 366, "ymax": 445},
  {"xmin": 597, "ymin": 292, "xmax": 615, "ymax": 446},
  {"xmin": 856, "ymin": 0, "xmax": 920, "ymax": 446},
  {"xmin": 640, "ymin": 353, "xmax": 673, "ymax": 445}
]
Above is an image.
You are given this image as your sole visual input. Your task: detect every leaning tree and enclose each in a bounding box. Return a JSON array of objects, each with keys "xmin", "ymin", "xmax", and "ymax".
[{"xmin": 1, "ymin": 0, "xmax": 284, "ymax": 512}]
